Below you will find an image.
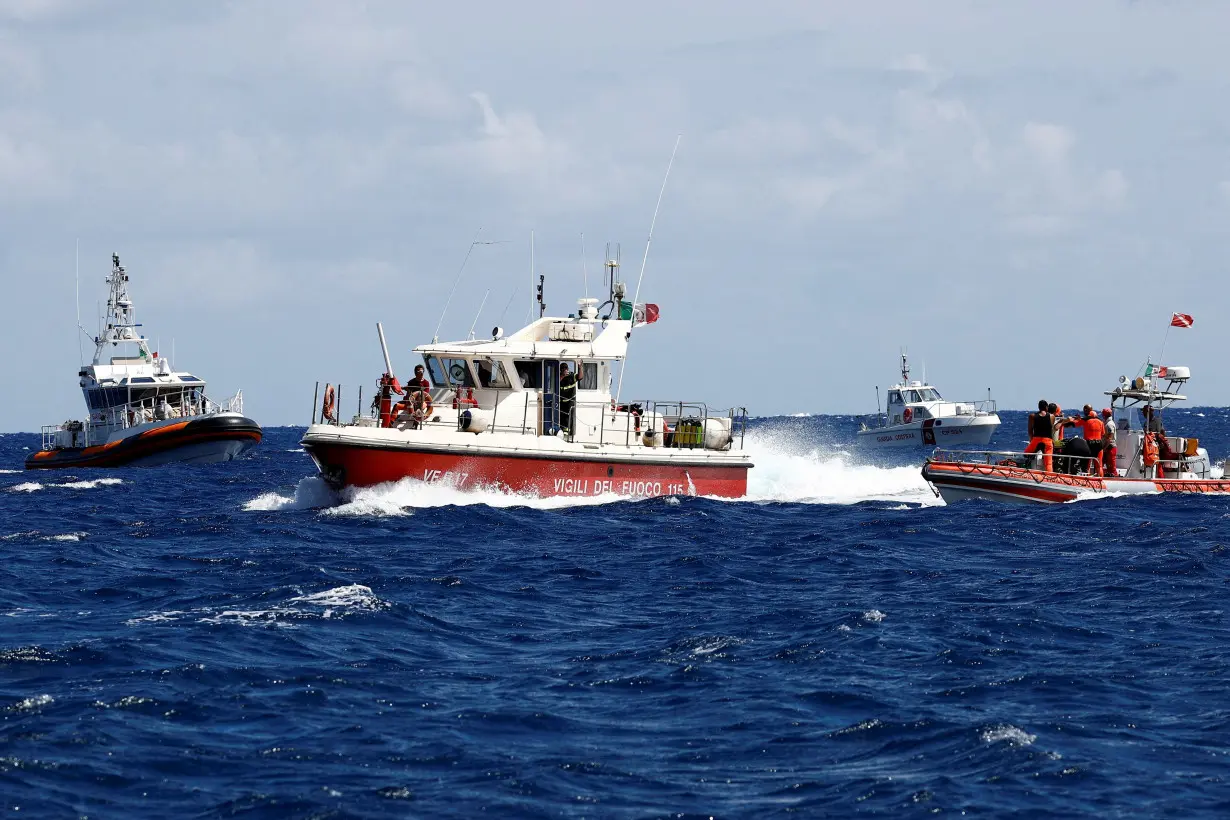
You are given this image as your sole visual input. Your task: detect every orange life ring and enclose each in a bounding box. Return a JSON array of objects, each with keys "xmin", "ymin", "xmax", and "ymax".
[
  {"xmin": 322, "ymin": 383, "xmax": 336, "ymax": 422},
  {"xmin": 903, "ymin": 407, "xmax": 913, "ymax": 423}
]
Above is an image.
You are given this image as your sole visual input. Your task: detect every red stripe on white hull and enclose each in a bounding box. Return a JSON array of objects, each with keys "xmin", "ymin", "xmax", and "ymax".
[{"xmin": 304, "ymin": 441, "xmax": 749, "ymax": 498}]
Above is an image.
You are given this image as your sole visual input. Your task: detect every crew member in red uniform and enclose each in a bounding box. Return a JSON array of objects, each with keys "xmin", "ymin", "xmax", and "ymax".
[
  {"xmin": 1025, "ymin": 399, "xmax": 1054, "ymax": 472},
  {"xmin": 1070, "ymin": 405, "xmax": 1106, "ymax": 475}
]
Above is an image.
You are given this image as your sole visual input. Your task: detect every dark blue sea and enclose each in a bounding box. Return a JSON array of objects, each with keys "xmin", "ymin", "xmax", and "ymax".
[{"xmin": 3, "ymin": 410, "xmax": 1230, "ymax": 818}]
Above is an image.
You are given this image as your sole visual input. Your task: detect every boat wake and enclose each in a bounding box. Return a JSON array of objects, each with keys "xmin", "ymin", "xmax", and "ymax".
[
  {"xmin": 739, "ymin": 433, "xmax": 939, "ymax": 506},
  {"xmin": 244, "ymin": 431, "xmax": 938, "ymax": 513},
  {"xmin": 244, "ymin": 475, "xmax": 631, "ymax": 515}
]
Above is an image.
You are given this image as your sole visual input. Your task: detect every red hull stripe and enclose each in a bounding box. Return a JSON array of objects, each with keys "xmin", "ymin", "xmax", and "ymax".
[{"xmin": 304, "ymin": 441, "xmax": 749, "ymax": 498}]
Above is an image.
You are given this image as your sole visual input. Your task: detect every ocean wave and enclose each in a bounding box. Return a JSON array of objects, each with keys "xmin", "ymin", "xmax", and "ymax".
[
  {"xmin": 245, "ymin": 474, "xmax": 632, "ymax": 516},
  {"xmin": 981, "ymin": 724, "xmax": 1037, "ymax": 746},
  {"xmin": 737, "ymin": 433, "xmax": 939, "ymax": 506},
  {"xmin": 130, "ymin": 585, "xmax": 390, "ymax": 628},
  {"xmin": 6, "ymin": 694, "xmax": 53, "ymax": 713},
  {"xmin": 6, "ymin": 477, "xmax": 123, "ymax": 493}
]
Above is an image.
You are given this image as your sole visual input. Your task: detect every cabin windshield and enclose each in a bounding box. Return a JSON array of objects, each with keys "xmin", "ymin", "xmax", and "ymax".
[
  {"xmin": 440, "ymin": 358, "xmax": 475, "ymax": 388},
  {"xmin": 917, "ymin": 388, "xmax": 942, "ymax": 401}
]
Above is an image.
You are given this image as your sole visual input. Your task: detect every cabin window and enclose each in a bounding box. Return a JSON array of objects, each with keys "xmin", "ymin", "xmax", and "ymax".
[
  {"xmin": 423, "ymin": 355, "xmax": 445, "ymax": 386},
  {"xmin": 514, "ymin": 360, "xmax": 542, "ymax": 389},
  {"xmin": 439, "ymin": 358, "xmax": 475, "ymax": 387},
  {"xmin": 887, "ymin": 390, "xmax": 902, "ymax": 405},
  {"xmin": 579, "ymin": 362, "xmax": 598, "ymax": 390},
  {"xmin": 474, "ymin": 357, "xmax": 511, "ymax": 389},
  {"xmin": 906, "ymin": 390, "xmax": 923, "ymax": 403}
]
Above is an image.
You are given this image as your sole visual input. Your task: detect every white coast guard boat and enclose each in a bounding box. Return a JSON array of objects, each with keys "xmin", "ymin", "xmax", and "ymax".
[
  {"xmin": 857, "ymin": 354, "xmax": 1000, "ymax": 448},
  {"xmin": 923, "ymin": 363, "xmax": 1230, "ymax": 504},
  {"xmin": 301, "ymin": 257, "xmax": 752, "ymax": 498},
  {"xmin": 25, "ymin": 254, "xmax": 261, "ymax": 470}
]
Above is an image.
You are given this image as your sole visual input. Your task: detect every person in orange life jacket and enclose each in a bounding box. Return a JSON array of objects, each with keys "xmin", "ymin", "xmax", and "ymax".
[
  {"xmin": 1070, "ymin": 404, "xmax": 1106, "ymax": 475},
  {"xmin": 1100, "ymin": 408, "xmax": 1118, "ymax": 476},
  {"xmin": 1025, "ymin": 399, "xmax": 1054, "ymax": 472}
]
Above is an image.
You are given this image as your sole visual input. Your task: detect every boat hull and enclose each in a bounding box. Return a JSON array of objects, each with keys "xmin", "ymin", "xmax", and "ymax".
[
  {"xmin": 922, "ymin": 460, "xmax": 1230, "ymax": 504},
  {"xmin": 858, "ymin": 415, "xmax": 1000, "ymax": 449},
  {"xmin": 301, "ymin": 434, "xmax": 750, "ymax": 498},
  {"xmin": 25, "ymin": 415, "xmax": 262, "ymax": 470}
]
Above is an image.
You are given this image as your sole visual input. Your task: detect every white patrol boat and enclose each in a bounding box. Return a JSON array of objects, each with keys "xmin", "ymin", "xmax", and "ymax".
[
  {"xmin": 857, "ymin": 354, "xmax": 1000, "ymax": 448},
  {"xmin": 25, "ymin": 254, "xmax": 261, "ymax": 470},
  {"xmin": 923, "ymin": 363, "xmax": 1230, "ymax": 504},
  {"xmin": 300, "ymin": 257, "xmax": 752, "ymax": 498}
]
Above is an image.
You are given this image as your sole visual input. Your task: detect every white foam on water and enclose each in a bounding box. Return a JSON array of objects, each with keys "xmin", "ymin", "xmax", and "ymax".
[
  {"xmin": 7, "ymin": 478, "xmax": 122, "ymax": 493},
  {"xmin": 0, "ymin": 469, "xmax": 20, "ymax": 474},
  {"xmin": 862, "ymin": 609, "xmax": 886, "ymax": 623},
  {"xmin": 44, "ymin": 532, "xmax": 87, "ymax": 542},
  {"xmin": 8, "ymin": 694, "xmax": 53, "ymax": 712},
  {"xmin": 325, "ymin": 477, "xmax": 631, "ymax": 516},
  {"xmin": 245, "ymin": 474, "xmax": 633, "ymax": 516},
  {"xmin": 737, "ymin": 433, "xmax": 939, "ymax": 506},
  {"xmin": 982, "ymin": 725, "xmax": 1037, "ymax": 746},
  {"xmin": 58, "ymin": 478, "xmax": 123, "ymax": 490},
  {"xmin": 243, "ymin": 476, "xmax": 339, "ymax": 511},
  {"xmin": 288, "ymin": 584, "xmax": 388, "ymax": 616},
  {"xmin": 197, "ymin": 584, "xmax": 391, "ymax": 626}
]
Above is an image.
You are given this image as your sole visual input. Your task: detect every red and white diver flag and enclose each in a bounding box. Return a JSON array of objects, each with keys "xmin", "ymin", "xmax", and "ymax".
[{"xmin": 1170, "ymin": 312, "xmax": 1194, "ymax": 328}]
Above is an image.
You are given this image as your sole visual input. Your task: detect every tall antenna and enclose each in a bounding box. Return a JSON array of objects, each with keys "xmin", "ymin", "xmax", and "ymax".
[
  {"xmin": 431, "ymin": 229, "xmax": 507, "ymax": 343},
  {"xmin": 527, "ymin": 230, "xmax": 535, "ymax": 324},
  {"xmin": 497, "ymin": 287, "xmax": 517, "ymax": 329},
  {"xmin": 433, "ymin": 226, "xmax": 483, "ymax": 344},
  {"xmin": 467, "ymin": 288, "xmax": 491, "ymax": 340},
  {"xmin": 581, "ymin": 232, "xmax": 589, "ymax": 300},
  {"xmin": 75, "ymin": 240, "xmax": 83, "ymax": 366},
  {"xmin": 629, "ymin": 134, "xmax": 681, "ymax": 325},
  {"xmin": 616, "ymin": 135, "xmax": 682, "ymax": 403}
]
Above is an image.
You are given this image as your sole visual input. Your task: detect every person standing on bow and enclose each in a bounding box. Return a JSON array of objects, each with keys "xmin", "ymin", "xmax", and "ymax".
[{"xmin": 1025, "ymin": 399, "xmax": 1054, "ymax": 472}]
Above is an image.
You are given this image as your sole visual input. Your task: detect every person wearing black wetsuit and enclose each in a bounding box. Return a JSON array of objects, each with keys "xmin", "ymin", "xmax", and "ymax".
[{"xmin": 1025, "ymin": 399, "xmax": 1054, "ymax": 472}]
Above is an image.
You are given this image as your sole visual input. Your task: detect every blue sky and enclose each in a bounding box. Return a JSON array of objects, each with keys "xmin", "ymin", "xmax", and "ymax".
[{"xmin": 1, "ymin": 0, "xmax": 1226, "ymax": 431}]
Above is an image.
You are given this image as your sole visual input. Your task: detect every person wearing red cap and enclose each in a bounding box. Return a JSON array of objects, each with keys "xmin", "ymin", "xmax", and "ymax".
[{"xmin": 1100, "ymin": 408, "xmax": 1118, "ymax": 476}]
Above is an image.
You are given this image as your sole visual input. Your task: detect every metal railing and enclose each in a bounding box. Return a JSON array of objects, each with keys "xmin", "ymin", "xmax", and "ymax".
[
  {"xmin": 310, "ymin": 381, "xmax": 749, "ymax": 451},
  {"xmin": 929, "ymin": 448, "xmax": 1104, "ymax": 475},
  {"xmin": 40, "ymin": 387, "xmax": 240, "ymax": 451}
]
